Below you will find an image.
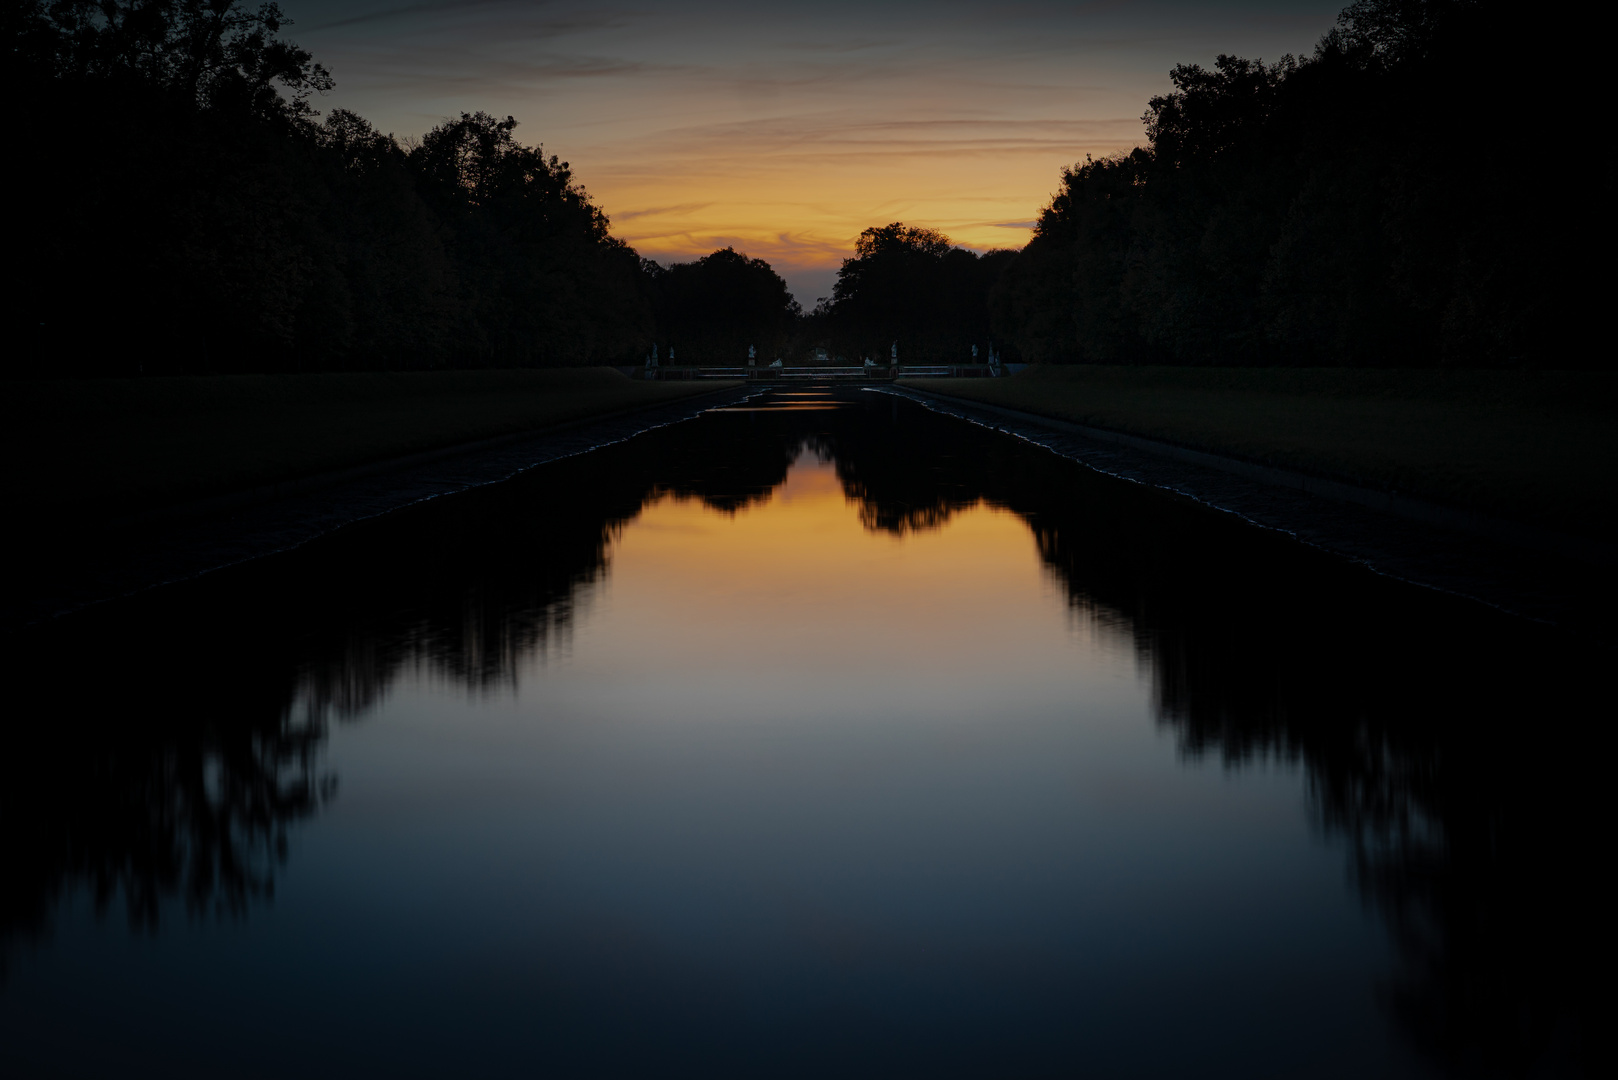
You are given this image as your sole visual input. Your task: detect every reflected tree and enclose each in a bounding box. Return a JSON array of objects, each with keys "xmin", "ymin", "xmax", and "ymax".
[
  {"xmin": 1, "ymin": 612, "xmax": 331, "ymax": 975},
  {"xmin": 2, "ymin": 392, "xmax": 1597, "ymax": 1077},
  {"xmin": 830, "ymin": 396, "xmax": 1599, "ymax": 1075},
  {"xmin": 0, "ymin": 410, "xmax": 805, "ymax": 970},
  {"xmin": 286, "ymin": 414, "xmax": 804, "ymax": 715}
]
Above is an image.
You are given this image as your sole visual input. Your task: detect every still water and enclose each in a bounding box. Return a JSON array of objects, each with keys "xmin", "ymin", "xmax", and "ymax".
[{"xmin": 1, "ymin": 388, "xmax": 1595, "ymax": 1077}]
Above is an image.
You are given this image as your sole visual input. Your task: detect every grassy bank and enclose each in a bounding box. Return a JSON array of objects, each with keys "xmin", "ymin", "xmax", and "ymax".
[
  {"xmin": 7, "ymin": 368, "xmax": 734, "ymax": 517},
  {"xmin": 901, "ymin": 366, "xmax": 1617, "ymax": 541}
]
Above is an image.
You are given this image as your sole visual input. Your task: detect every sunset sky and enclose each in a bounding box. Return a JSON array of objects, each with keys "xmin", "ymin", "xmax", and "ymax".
[{"xmin": 288, "ymin": 1, "xmax": 1343, "ymax": 304}]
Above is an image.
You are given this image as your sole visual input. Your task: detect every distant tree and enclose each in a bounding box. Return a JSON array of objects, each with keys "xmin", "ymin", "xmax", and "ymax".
[
  {"xmin": 647, "ymin": 248, "xmax": 800, "ymax": 363},
  {"xmin": 823, "ymin": 224, "xmax": 1013, "ymax": 362}
]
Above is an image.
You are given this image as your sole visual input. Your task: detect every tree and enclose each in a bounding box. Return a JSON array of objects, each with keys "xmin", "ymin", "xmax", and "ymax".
[
  {"xmin": 647, "ymin": 248, "xmax": 800, "ymax": 363},
  {"xmin": 990, "ymin": 0, "xmax": 1605, "ymax": 368},
  {"xmin": 7, "ymin": 4, "xmax": 655, "ymax": 375},
  {"xmin": 823, "ymin": 224, "xmax": 1010, "ymax": 362},
  {"xmin": 409, "ymin": 112, "xmax": 650, "ymax": 366}
]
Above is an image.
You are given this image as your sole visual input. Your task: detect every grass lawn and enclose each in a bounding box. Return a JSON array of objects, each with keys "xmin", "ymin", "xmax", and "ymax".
[
  {"xmin": 7, "ymin": 368, "xmax": 734, "ymax": 517},
  {"xmin": 901, "ymin": 366, "xmax": 1617, "ymax": 541}
]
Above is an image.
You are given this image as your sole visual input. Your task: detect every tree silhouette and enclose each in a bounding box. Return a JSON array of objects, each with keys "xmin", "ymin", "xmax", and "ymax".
[
  {"xmin": 8, "ymin": 1, "xmax": 652, "ymax": 375},
  {"xmin": 819, "ymin": 224, "xmax": 1015, "ymax": 363},
  {"xmin": 2, "ymin": 391, "xmax": 1596, "ymax": 1075},
  {"xmin": 990, "ymin": 0, "xmax": 1603, "ymax": 368},
  {"xmin": 645, "ymin": 247, "xmax": 801, "ymax": 363}
]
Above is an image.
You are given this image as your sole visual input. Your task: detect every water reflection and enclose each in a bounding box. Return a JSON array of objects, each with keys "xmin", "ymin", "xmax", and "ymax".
[
  {"xmin": 1, "ymin": 387, "xmax": 1595, "ymax": 1073},
  {"xmin": 1, "ymin": 627, "xmax": 330, "ymax": 962},
  {"xmin": 830, "ymin": 400, "xmax": 1599, "ymax": 1073},
  {"xmin": 2, "ymin": 405, "xmax": 808, "ymax": 964}
]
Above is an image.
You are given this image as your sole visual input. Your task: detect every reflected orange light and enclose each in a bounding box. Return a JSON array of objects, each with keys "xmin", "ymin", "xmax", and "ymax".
[
  {"xmin": 708, "ymin": 404, "xmax": 851, "ymax": 412},
  {"xmin": 592, "ymin": 450, "xmax": 1119, "ymax": 677}
]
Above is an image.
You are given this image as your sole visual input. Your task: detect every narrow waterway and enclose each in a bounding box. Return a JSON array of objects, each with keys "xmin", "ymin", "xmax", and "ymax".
[{"xmin": 1, "ymin": 388, "xmax": 1595, "ymax": 1077}]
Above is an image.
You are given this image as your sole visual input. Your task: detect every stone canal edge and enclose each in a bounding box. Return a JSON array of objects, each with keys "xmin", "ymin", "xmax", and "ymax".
[
  {"xmin": 10, "ymin": 383, "xmax": 759, "ymax": 629},
  {"xmin": 881, "ymin": 385, "xmax": 1614, "ymax": 639}
]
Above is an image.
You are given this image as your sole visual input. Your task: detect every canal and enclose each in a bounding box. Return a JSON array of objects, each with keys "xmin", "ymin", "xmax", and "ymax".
[{"xmin": 0, "ymin": 387, "xmax": 1595, "ymax": 1077}]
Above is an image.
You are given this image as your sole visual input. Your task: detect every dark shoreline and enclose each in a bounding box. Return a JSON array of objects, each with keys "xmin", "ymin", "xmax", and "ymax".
[
  {"xmin": 114, "ymin": 383, "xmax": 748, "ymax": 529},
  {"xmin": 7, "ymin": 384, "xmax": 757, "ymax": 631},
  {"xmin": 14, "ymin": 380, "xmax": 1609, "ymax": 643},
  {"xmin": 897, "ymin": 368, "xmax": 1617, "ymax": 543},
  {"xmin": 882, "ymin": 385, "xmax": 1614, "ymax": 641}
]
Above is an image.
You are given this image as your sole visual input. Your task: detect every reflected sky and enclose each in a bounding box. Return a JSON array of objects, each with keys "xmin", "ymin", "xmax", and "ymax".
[
  {"xmin": 0, "ymin": 389, "xmax": 1597, "ymax": 1077},
  {"xmin": 546, "ymin": 444, "xmax": 1116, "ymax": 716}
]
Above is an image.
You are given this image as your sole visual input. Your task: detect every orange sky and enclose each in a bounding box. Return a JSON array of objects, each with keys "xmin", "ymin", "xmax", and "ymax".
[{"xmin": 293, "ymin": 1, "xmax": 1342, "ymax": 303}]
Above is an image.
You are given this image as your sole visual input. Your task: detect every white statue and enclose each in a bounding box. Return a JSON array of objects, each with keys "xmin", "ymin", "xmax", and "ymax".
[
  {"xmin": 669, "ymin": 345, "xmax": 675, "ymax": 363},
  {"xmin": 646, "ymin": 344, "xmax": 658, "ymax": 368},
  {"xmin": 748, "ymin": 345, "xmax": 756, "ymax": 365},
  {"xmin": 972, "ymin": 345, "xmax": 978, "ymax": 359},
  {"xmin": 890, "ymin": 341, "xmax": 898, "ymax": 363},
  {"xmin": 769, "ymin": 358, "xmax": 783, "ymax": 368}
]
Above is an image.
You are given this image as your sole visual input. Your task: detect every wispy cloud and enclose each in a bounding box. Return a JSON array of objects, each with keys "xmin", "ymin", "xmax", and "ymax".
[
  {"xmin": 287, "ymin": 0, "xmax": 1344, "ymax": 301},
  {"xmin": 611, "ymin": 202, "xmax": 716, "ymax": 221},
  {"xmin": 302, "ymin": 0, "xmax": 540, "ymax": 34}
]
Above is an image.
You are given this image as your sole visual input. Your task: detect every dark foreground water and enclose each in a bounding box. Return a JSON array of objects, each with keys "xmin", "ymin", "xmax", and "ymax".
[{"xmin": 1, "ymin": 388, "xmax": 1597, "ymax": 1078}]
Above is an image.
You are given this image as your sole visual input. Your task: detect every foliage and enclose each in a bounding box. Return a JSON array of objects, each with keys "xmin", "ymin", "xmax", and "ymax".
[
  {"xmin": 10, "ymin": 0, "xmax": 1601, "ymax": 373},
  {"xmin": 990, "ymin": 0, "xmax": 1605, "ymax": 367},
  {"xmin": 6, "ymin": 1, "xmax": 652, "ymax": 373},
  {"xmin": 643, "ymin": 248, "xmax": 800, "ymax": 363},
  {"xmin": 817, "ymin": 224, "xmax": 1016, "ymax": 363},
  {"xmin": 9, "ymin": 0, "xmax": 333, "ymax": 117}
]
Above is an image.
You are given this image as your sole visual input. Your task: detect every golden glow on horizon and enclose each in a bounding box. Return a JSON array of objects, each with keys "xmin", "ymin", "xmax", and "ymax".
[
  {"xmin": 577, "ymin": 115, "xmax": 1142, "ymax": 295},
  {"xmin": 297, "ymin": 1, "xmax": 1343, "ymax": 299}
]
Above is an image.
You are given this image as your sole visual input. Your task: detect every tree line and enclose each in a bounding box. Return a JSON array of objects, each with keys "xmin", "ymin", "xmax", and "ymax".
[
  {"xmin": 9, "ymin": 1, "xmax": 804, "ymax": 375},
  {"xmin": 822, "ymin": 0, "xmax": 1602, "ymax": 368},
  {"xmin": 810, "ymin": 224, "xmax": 1015, "ymax": 365},
  {"xmin": 990, "ymin": 0, "xmax": 1602, "ymax": 367},
  {"xmin": 10, "ymin": 0, "xmax": 1597, "ymax": 376}
]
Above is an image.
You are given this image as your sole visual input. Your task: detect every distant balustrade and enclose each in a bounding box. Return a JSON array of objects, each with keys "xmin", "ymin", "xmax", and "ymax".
[{"xmin": 633, "ymin": 364, "xmax": 1002, "ymax": 381}]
